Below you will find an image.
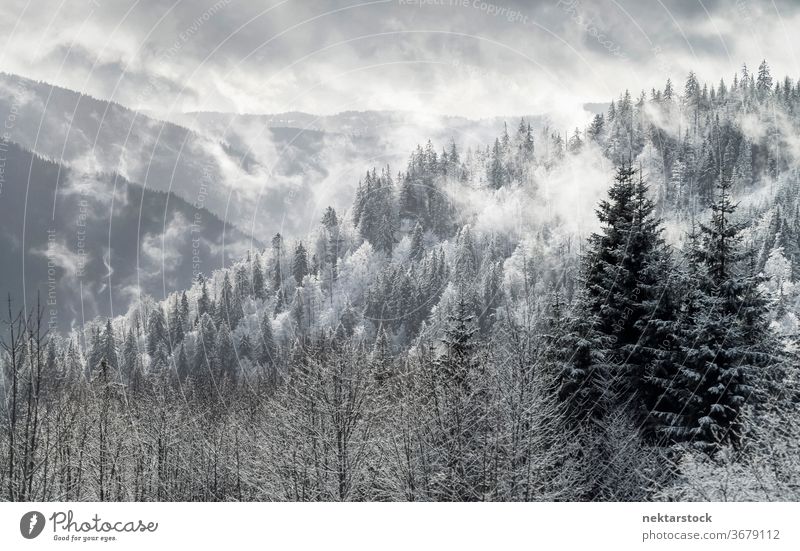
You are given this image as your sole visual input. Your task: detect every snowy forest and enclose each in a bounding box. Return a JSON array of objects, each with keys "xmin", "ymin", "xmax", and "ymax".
[{"xmin": 3, "ymin": 61, "xmax": 800, "ymax": 502}]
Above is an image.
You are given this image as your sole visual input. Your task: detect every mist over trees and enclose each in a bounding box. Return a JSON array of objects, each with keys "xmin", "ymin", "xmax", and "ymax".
[{"xmin": 2, "ymin": 61, "xmax": 800, "ymax": 502}]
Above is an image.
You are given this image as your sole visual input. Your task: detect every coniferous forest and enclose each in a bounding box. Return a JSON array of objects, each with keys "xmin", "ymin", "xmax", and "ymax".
[{"xmin": 3, "ymin": 62, "xmax": 800, "ymax": 502}]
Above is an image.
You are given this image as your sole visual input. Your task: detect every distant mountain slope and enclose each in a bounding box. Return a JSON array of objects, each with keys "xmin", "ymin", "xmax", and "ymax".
[
  {"xmin": 0, "ymin": 141, "xmax": 257, "ymax": 330},
  {"xmin": 0, "ymin": 72, "xmax": 605, "ymax": 245},
  {"xmin": 0, "ymin": 73, "xmax": 431, "ymax": 239},
  {"xmin": 164, "ymin": 109, "xmax": 551, "ymax": 146}
]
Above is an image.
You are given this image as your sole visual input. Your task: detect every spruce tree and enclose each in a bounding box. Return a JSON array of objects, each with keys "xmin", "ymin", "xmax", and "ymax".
[
  {"xmin": 252, "ymin": 253, "xmax": 267, "ymax": 300},
  {"xmin": 272, "ymin": 234, "xmax": 286, "ymax": 312},
  {"xmin": 293, "ymin": 242, "xmax": 309, "ymax": 285},
  {"xmin": 168, "ymin": 296, "xmax": 184, "ymax": 347},
  {"xmin": 176, "ymin": 343, "xmax": 190, "ymax": 380},
  {"xmin": 671, "ymin": 177, "xmax": 774, "ymax": 452},
  {"xmin": 197, "ymin": 274, "xmax": 213, "ymax": 320},
  {"xmin": 215, "ymin": 321, "xmax": 237, "ymax": 384},
  {"xmin": 100, "ymin": 319, "xmax": 119, "ymax": 379},
  {"xmin": 195, "ymin": 313, "xmax": 217, "ymax": 385},
  {"xmin": 487, "ymin": 138, "xmax": 506, "ymax": 189},
  {"xmin": 563, "ymin": 164, "xmax": 675, "ymax": 434},
  {"xmin": 218, "ymin": 272, "xmax": 243, "ymax": 329},
  {"xmin": 258, "ymin": 311, "xmax": 277, "ymax": 384},
  {"xmin": 146, "ymin": 308, "xmax": 167, "ymax": 358},
  {"xmin": 122, "ymin": 328, "xmax": 139, "ymax": 384},
  {"xmin": 179, "ymin": 291, "xmax": 190, "ymax": 329},
  {"xmin": 557, "ymin": 300, "xmax": 610, "ymax": 427},
  {"xmin": 371, "ymin": 328, "xmax": 393, "ymax": 385},
  {"xmin": 235, "ymin": 264, "xmax": 250, "ymax": 300},
  {"xmin": 409, "ymin": 222, "xmax": 425, "ymax": 261}
]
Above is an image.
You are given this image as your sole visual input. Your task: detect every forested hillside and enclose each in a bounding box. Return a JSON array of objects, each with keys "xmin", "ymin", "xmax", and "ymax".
[
  {"xmin": 2, "ymin": 62, "xmax": 800, "ymax": 502},
  {"xmin": 0, "ymin": 141, "xmax": 257, "ymax": 331}
]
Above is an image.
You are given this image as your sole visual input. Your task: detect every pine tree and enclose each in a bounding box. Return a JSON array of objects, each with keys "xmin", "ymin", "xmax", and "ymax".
[
  {"xmin": 587, "ymin": 114, "xmax": 605, "ymax": 143},
  {"xmin": 176, "ymin": 343, "xmax": 190, "ymax": 380},
  {"xmin": 86, "ymin": 326, "xmax": 103, "ymax": 377},
  {"xmin": 409, "ymin": 222, "xmax": 425, "ymax": 261},
  {"xmin": 757, "ymin": 60, "xmax": 773, "ymax": 99},
  {"xmin": 215, "ymin": 321, "xmax": 237, "ymax": 384},
  {"xmin": 567, "ymin": 128, "xmax": 583, "ymax": 154},
  {"xmin": 399, "ymin": 173, "xmax": 419, "ymax": 220},
  {"xmin": 122, "ymin": 328, "xmax": 139, "ymax": 383},
  {"xmin": 480, "ymin": 260, "xmax": 502, "ymax": 333},
  {"xmin": 150, "ymin": 342, "xmax": 170, "ymax": 375},
  {"xmin": 557, "ymin": 297, "xmax": 610, "ymax": 426},
  {"xmin": 64, "ymin": 338, "xmax": 83, "ymax": 383},
  {"xmin": 321, "ymin": 206, "xmax": 338, "ymax": 229},
  {"xmin": 375, "ymin": 211, "xmax": 397, "ymax": 255},
  {"xmin": 102, "ymin": 319, "xmax": 119, "ymax": 374},
  {"xmin": 257, "ymin": 311, "xmax": 277, "ymax": 384},
  {"xmin": 685, "ymin": 71, "xmax": 701, "ymax": 135},
  {"xmin": 672, "ymin": 177, "xmax": 774, "ymax": 453},
  {"xmin": 652, "ymin": 221, "xmax": 707, "ymax": 442},
  {"xmin": 453, "ymin": 226, "xmax": 478, "ymax": 286},
  {"xmin": 218, "ymin": 272, "xmax": 243, "ymax": 329},
  {"xmin": 565, "ymin": 164, "xmax": 675, "ymax": 432},
  {"xmin": 197, "ymin": 274, "xmax": 212, "ymax": 320},
  {"xmin": 252, "ymin": 253, "xmax": 267, "ymax": 300},
  {"xmin": 168, "ymin": 296, "xmax": 184, "ymax": 347},
  {"xmin": 321, "ymin": 207, "xmax": 342, "ymax": 284},
  {"xmin": 487, "ymin": 138, "xmax": 506, "ymax": 189},
  {"xmin": 272, "ymin": 233, "xmax": 286, "ymax": 312},
  {"xmin": 371, "ymin": 328, "xmax": 393, "ymax": 385},
  {"xmin": 146, "ymin": 307, "xmax": 167, "ymax": 358},
  {"xmin": 235, "ymin": 264, "xmax": 250, "ymax": 300},
  {"xmin": 195, "ymin": 313, "xmax": 217, "ymax": 383},
  {"xmin": 293, "ymin": 242, "xmax": 309, "ymax": 285},
  {"xmin": 179, "ymin": 291, "xmax": 190, "ymax": 329}
]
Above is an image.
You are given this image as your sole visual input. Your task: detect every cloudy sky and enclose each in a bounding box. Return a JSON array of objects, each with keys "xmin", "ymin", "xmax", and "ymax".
[{"xmin": 0, "ymin": 0, "xmax": 798, "ymax": 119}]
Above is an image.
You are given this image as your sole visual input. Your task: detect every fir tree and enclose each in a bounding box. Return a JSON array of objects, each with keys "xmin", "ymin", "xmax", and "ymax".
[
  {"xmin": 235, "ymin": 264, "xmax": 250, "ymax": 300},
  {"xmin": 146, "ymin": 308, "xmax": 168, "ymax": 358},
  {"xmin": 669, "ymin": 178, "xmax": 775, "ymax": 453},
  {"xmin": 175, "ymin": 343, "xmax": 188, "ymax": 380},
  {"xmin": 273, "ymin": 233, "xmax": 286, "ymax": 312},
  {"xmin": 197, "ymin": 274, "xmax": 213, "ymax": 320},
  {"xmin": 122, "ymin": 328, "xmax": 139, "ymax": 383},
  {"xmin": 101, "ymin": 319, "xmax": 119, "ymax": 376},
  {"xmin": 557, "ymin": 297, "xmax": 610, "ymax": 426},
  {"xmin": 168, "ymin": 296, "xmax": 184, "ymax": 347},
  {"xmin": 293, "ymin": 242, "xmax": 309, "ymax": 285},
  {"xmin": 218, "ymin": 272, "xmax": 243, "ymax": 329},
  {"xmin": 257, "ymin": 311, "xmax": 277, "ymax": 383},
  {"xmin": 566, "ymin": 164, "xmax": 675, "ymax": 432},
  {"xmin": 215, "ymin": 321, "xmax": 237, "ymax": 384},
  {"xmin": 371, "ymin": 328, "xmax": 393, "ymax": 385},
  {"xmin": 409, "ymin": 222, "xmax": 425, "ymax": 261},
  {"xmin": 252, "ymin": 253, "xmax": 267, "ymax": 301},
  {"xmin": 487, "ymin": 138, "xmax": 506, "ymax": 189},
  {"xmin": 179, "ymin": 291, "xmax": 190, "ymax": 330},
  {"xmin": 756, "ymin": 60, "xmax": 773, "ymax": 98},
  {"xmin": 195, "ymin": 313, "xmax": 217, "ymax": 384}
]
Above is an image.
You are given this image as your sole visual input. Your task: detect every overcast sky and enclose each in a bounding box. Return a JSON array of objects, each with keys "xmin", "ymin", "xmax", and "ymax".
[{"xmin": 1, "ymin": 0, "xmax": 798, "ymax": 119}]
